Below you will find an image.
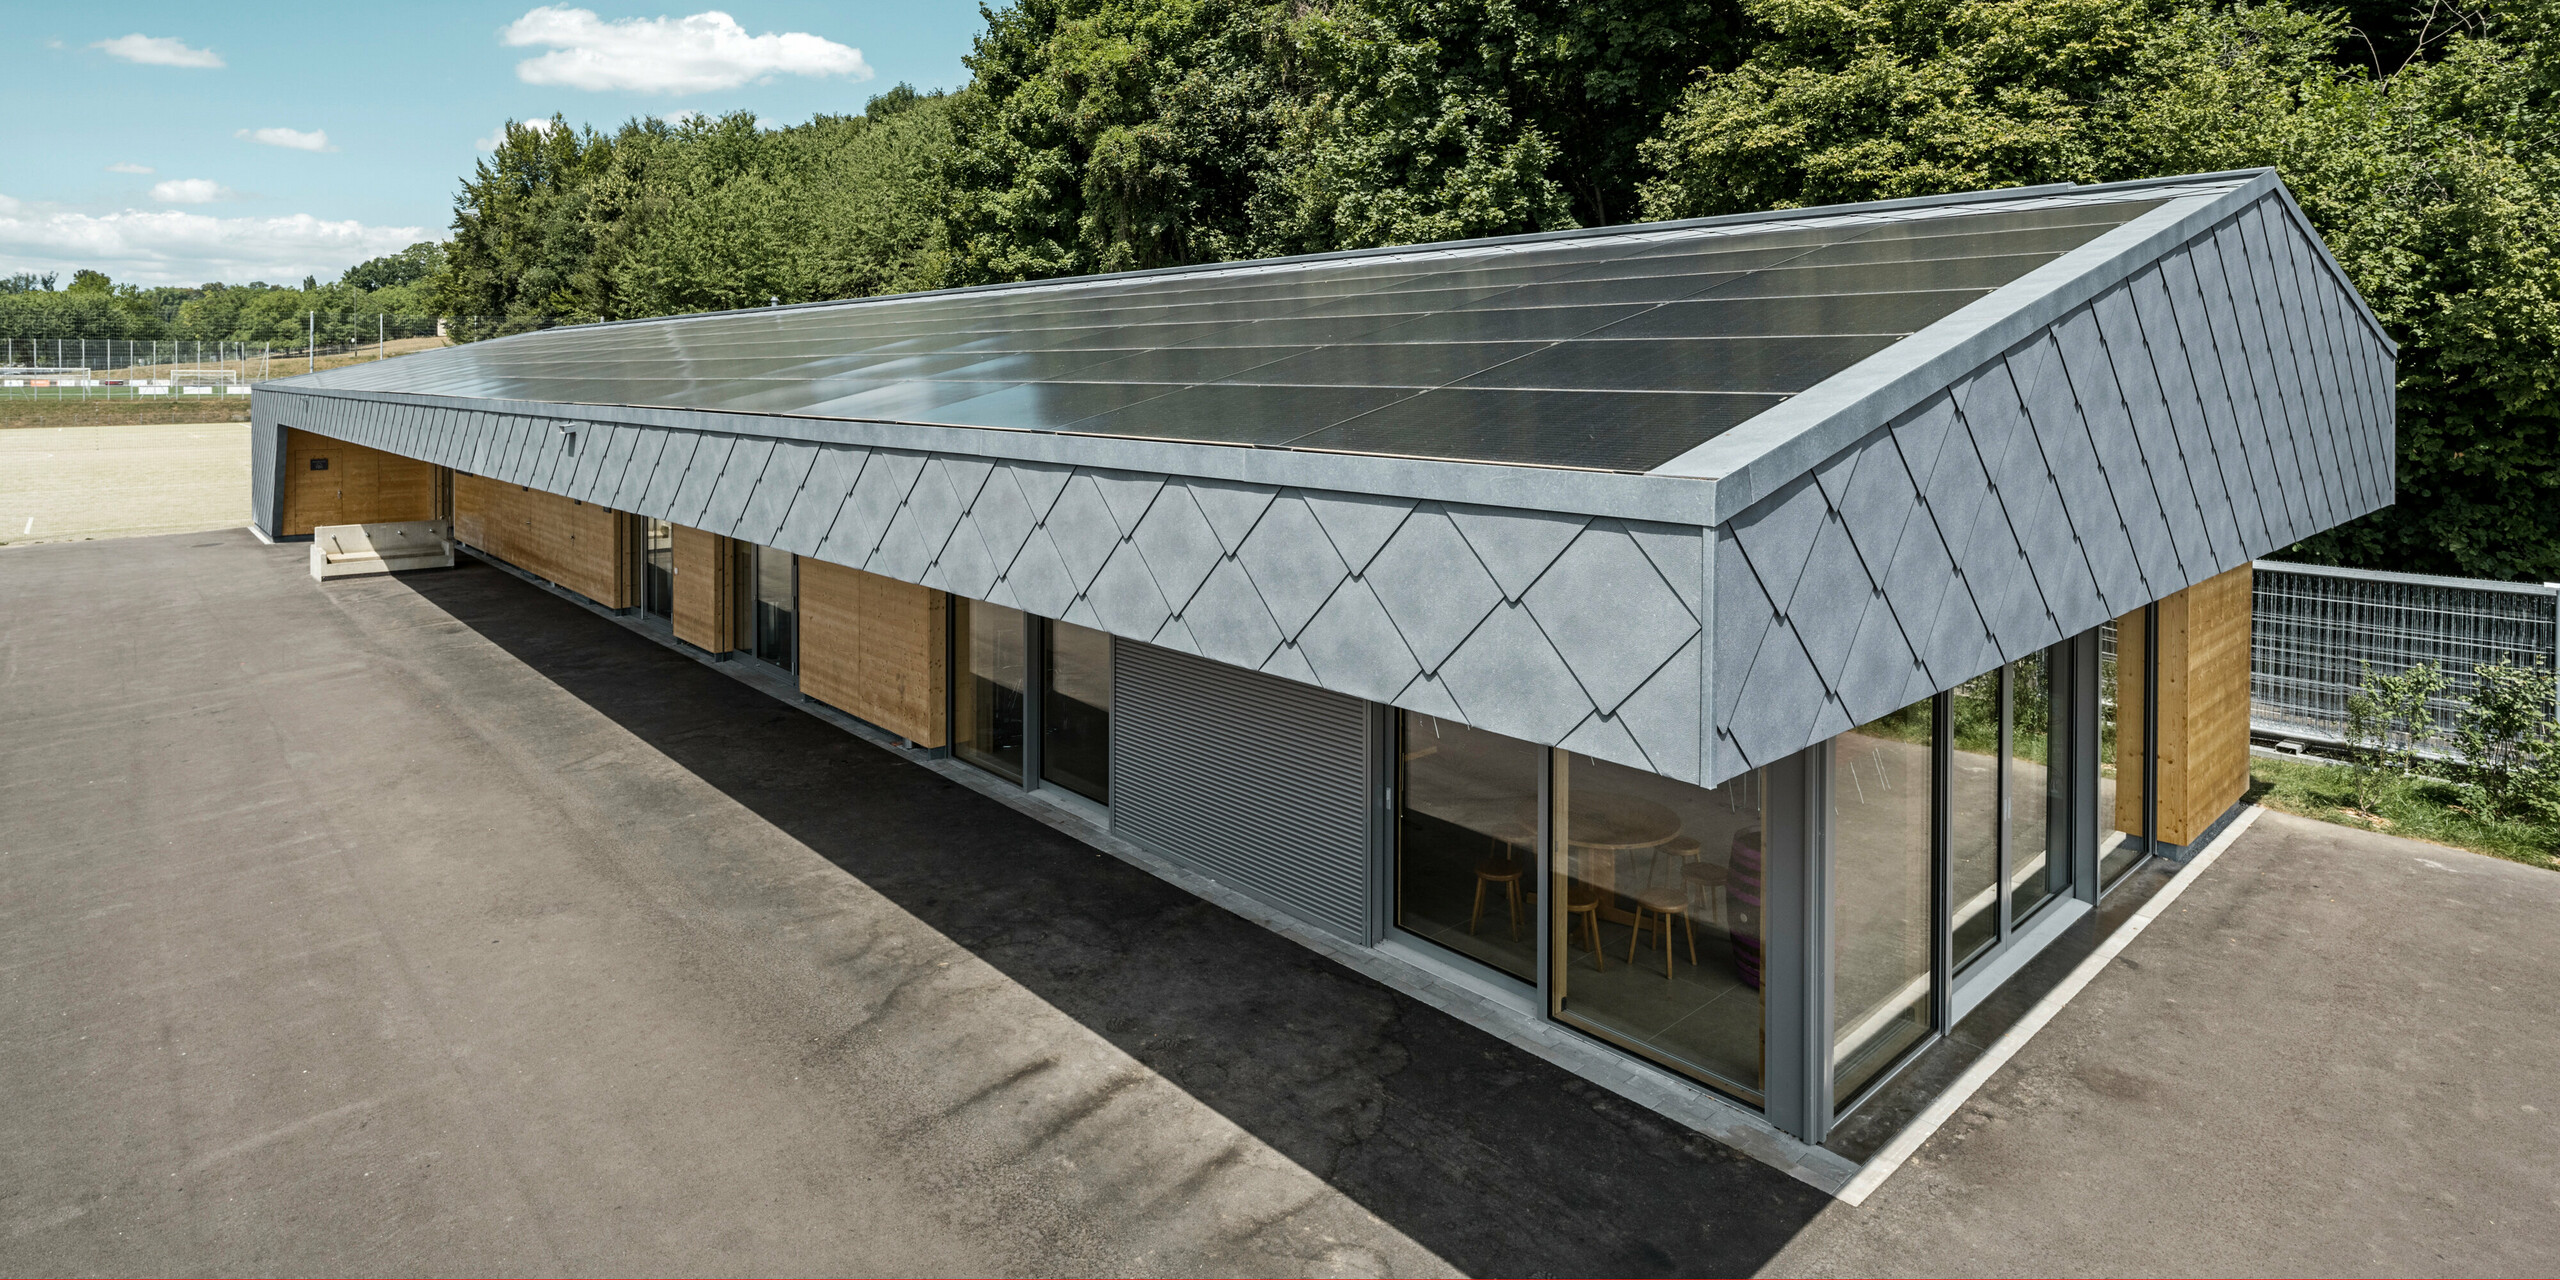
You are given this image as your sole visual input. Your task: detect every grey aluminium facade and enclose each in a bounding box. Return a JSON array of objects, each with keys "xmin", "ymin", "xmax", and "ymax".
[{"xmin": 252, "ymin": 169, "xmax": 2393, "ymax": 1162}]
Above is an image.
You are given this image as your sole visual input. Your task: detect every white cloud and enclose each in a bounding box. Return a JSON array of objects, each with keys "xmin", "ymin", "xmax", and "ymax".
[
  {"xmin": 502, "ymin": 6, "xmax": 869, "ymax": 95},
  {"xmin": 237, "ymin": 127, "xmax": 333, "ymax": 152},
  {"xmin": 476, "ymin": 117, "xmax": 562, "ymax": 151},
  {"xmin": 94, "ymin": 34, "xmax": 223, "ymax": 68},
  {"xmin": 106, "ymin": 162, "xmax": 155, "ymax": 175},
  {"xmin": 151, "ymin": 179, "xmax": 235, "ymax": 204},
  {"xmin": 0, "ymin": 198, "xmax": 425, "ymax": 287},
  {"xmin": 658, "ymin": 109, "xmax": 703, "ymax": 126}
]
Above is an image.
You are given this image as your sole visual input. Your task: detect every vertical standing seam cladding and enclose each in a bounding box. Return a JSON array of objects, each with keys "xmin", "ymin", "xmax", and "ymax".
[{"xmin": 1111, "ymin": 642, "xmax": 1375, "ymax": 942}]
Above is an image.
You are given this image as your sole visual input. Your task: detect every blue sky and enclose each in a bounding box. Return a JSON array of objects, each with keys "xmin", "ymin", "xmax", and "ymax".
[{"xmin": 1, "ymin": 3, "xmax": 984, "ymax": 287}]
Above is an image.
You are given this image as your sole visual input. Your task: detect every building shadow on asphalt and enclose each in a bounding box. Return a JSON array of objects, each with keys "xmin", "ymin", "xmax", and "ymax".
[{"xmin": 404, "ymin": 562, "xmax": 1829, "ymax": 1276}]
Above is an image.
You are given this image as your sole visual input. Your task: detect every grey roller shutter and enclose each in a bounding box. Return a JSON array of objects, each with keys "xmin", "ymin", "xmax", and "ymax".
[{"xmin": 1111, "ymin": 642, "xmax": 1377, "ymax": 941}]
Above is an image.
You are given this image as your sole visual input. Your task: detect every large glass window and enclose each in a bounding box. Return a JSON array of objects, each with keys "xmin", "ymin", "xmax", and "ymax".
[
  {"xmin": 1832, "ymin": 695, "xmax": 1937, "ymax": 1100},
  {"xmin": 2100, "ymin": 610, "xmax": 2153, "ymax": 888},
  {"xmin": 1395, "ymin": 713, "xmax": 1541, "ymax": 982},
  {"xmin": 1551, "ymin": 753, "xmax": 1766, "ymax": 1104},
  {"xmin": 750, "ymin": 545, "xmax": 795, "ymax": 670},
  {"xmin": 954, "ymin": 598, "xmax": 1027, "ymax": 783},
  {"xmin": 642, "ymin": 518, "xmax": 673, "ymax": 620},
  {"xmin": 1949, "ymin": 670, "xmax": 2000, "ymax": 969},
  {"xmin": 2008, "ymin": 651, "xmax": 2068, "ymax": 924},
  {"xmin": 1041, "ymin": 619, "xmax": 1111, "ymax": 804}
]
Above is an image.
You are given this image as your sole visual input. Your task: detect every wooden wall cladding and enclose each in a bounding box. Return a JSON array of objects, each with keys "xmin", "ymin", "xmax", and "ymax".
[
  {"xmin": 282, "ymin": 426, "xmax": 437, "ymax": 536},
  {"xmin": 671, "ymin": 524, "xmax": 736, "ymax": 653},
  {"xmin": 2115, "ymin": 562, "xmax": 2253, "ymax": 846},
  {"xmin": 798, "ymin": 556, "xmax": 948, "ymax": 748},
  {"xmin": 452, "ymin": 471, "xmax": 636, "ymax": 608}
]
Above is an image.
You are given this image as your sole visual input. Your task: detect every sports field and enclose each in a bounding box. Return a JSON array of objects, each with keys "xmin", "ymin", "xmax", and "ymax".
[{"xmin": 0, "ymin": 422, "xmax": 249, "ymax": 547}]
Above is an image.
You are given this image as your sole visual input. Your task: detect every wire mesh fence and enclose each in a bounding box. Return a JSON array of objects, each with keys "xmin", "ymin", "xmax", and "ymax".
[
  {"xmin": 0, "ymin": 321, "xmax": 459, "ymax": 399},
  {"xmin": 2251, "ymin": 560, "xmax": 2560, "ymax": 749}
]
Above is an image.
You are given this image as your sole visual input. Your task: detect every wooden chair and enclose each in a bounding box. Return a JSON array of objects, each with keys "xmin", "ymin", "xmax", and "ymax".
[
  {"xmin": 1628, "ymin": 885, "xmax": 1697, "ymax": 979},
  {"xmin": 1468, "ymin": 855, "xmax": 1528, "ymax": 940},
  {"xmin": 1683, "ymin": 860, "xmax": 1729, "ymax": 928},
  {"xmin": 1564, "ymin": 883, "xmax": 1606, "ymax": 970}
]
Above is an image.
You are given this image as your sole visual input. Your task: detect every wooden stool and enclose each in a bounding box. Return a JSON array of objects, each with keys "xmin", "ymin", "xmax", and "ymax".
[
  {"xmin": 1683, "ymin": 859, "xmax": 1729, "ymax": 928},
  {"xmin": 1628, "ymin": 885, "xmax": 1696, "ymax": 978},
  {"xmin": 1469, "ymin": 856, "xmax": 1527, "ymax": 940},
  {"xmin": 1564, "ymin": 884, "xmax": 1606, "ymax": 970}
]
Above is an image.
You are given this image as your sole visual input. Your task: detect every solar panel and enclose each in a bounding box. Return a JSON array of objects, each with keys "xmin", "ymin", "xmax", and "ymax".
[{"xmin": 293, "ymin": 195, "xmax": 2165, "ymax": 472}]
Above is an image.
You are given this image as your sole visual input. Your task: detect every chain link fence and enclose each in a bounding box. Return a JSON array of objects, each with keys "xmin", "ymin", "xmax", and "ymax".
[{"xmin": 2250, "ymin": 560, "xmax": 2560, "ymax": 749}]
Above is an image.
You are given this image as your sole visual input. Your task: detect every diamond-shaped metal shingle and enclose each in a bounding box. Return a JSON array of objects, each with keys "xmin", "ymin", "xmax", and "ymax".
[
  {"xmin": 1180, "ymin": 557, "xmax": 1285, "ymax": 670},
  {"xmin": 1612, "ymin": 635, "xmax": 1700, "ymax": 784},
  {"xmin": 771, "ymin": 445, "xmax": 867, "ymax": 556},
  {"xmin": 1040, "ymin": 473, "xmax": 1122, "ymax": 590},
  {"xmin": 1447, "ymin": 504, "xmax": 1586, "ymax": 602},
  {"xmin": 1435, "ymin": 601, "xmax": 1592, "ymax": 746},
  {"xmin": 1130, "ymin": 481, "xmax": 1225, "ymax": 615},
  {"xmin": 1526, "ymin": 523, "xmax": 1702, "ymax": 714},
  {"xmin": 1302, "ymin": 491, "xmax": 1414, "ymax": 574},
  {"xmin": 1084, "ymin": 541, "xmax": 1173, "ymax": 641},
  {"xmin": 1000, "ymin": 527, "xmax": 1079, "ymax": 619},
  {"xmin": 1235, "ymin": 494, "xmax": 1351, "ymax": 639},
  {"xmin": 1365, "ymin": 505, "xmax": 1503, "ymax": 674},
  {"xmin": 1295, "ymin": 577, "xmax": 1424, "ymax": 704},
  {"xmin": 1086, "ymin": 467, "xmax": 1164, "ymax": 533},
  {"xmin": 1187, "ymin": 477, "xmax": 1277, "ymax": 553}
]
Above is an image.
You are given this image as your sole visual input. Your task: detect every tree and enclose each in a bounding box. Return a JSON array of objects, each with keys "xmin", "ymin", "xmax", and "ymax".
[
  {"xmin": 66, "ymin": 269, "xmax": 114, "ymax": 295},
  {"xmin": 941, "ymin": 0, "xmax": 1295, "ymax": 283},
  {"xmin": 1272, "ymin": 0, "xmax": 1749, "ymax": 251},
  {"xmin": 341, "ymin": 242, "xmax": 448, "ymax": 292},
  {"xmin": 435, "ymin": 117, "xmax": 614, "ymax": 339}
]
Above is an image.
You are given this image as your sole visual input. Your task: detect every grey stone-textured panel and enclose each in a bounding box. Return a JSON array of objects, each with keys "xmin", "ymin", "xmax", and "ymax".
[
  {"xmin": 1366, "ymin": 505, "xmax": 1504, "ymax": 674},
  {"xmin": 2127, "ymin": 265, "xmax": 2242, "ymax": 566},
  {"xmin": 1302, "ymin": 491, "xmax": 1413, "ymax": 573},
  {"xmin": 735, "ymin": 441, "xmax": 818, "ymax": 546},
  {"xmin": 1084, "ymin": 540, "xmax": 1174, "ymax": 640},
  {"xmin": 928, "ymin": 514, "xmax": 1003, "ymax": 601},
  {"xmin": 1558, "ymin": 709, "xmax": 1651, "ymax": 776},
  {"xmin": 829, "ymin": 448, "xmax": 925, "ymax": 566},
  {"xmin": 1523, "ymin": 521, "xmax": 1699, "ymax": 715},
  {"xmin": 2090, "ymin": 291, "xmax": 2211, "ymax": 579},
  {"xmin": 1089, "ymin": 468, "xmax": 1165, "ymax": 533},
  {"xmin": 1000, "ymin": 527, "xmax": 1081, "ymax": 620},
  {"xmin": 1296, "ymin": 578, "xmax": 1424, "ymax": 705},
  {"xmin": 1188, "ymin": 477, "xmax": 1278, "ymax": 553},
  {"xmin": 666, "ymin": 434, "xmax": 734, "ymax": 529},
  {"xmin": 619, "ymin": 430, "xmax": 678, "ymax": 515},
  {"xmin": 2265, "ymin": 206, "xmax": 2363, "ymax": 526},
  {"xmin": 2216, "ymin": 221, "xmax": 2318, "ymax": 543},
  {"xmin": 1613, "ymin": 634, "xmax": 1702, "ymax": 784},
  {"xmin": 1236, "ymin": 494, "xmax": 1351, "ymax": 638},
  {"xmin": 704, "ymin": 438, "xmax": 776, "ymax": 537},
  {"xmin": 1181, "ymin": 557, "xmax": 1286, "ymax": 671},
  {"xmin": 1392, "ymin": 670, "xmax": 1468, "ymax": 723},
  {"xmin": 1042, "ymin": 473, "xmax": 1123, "ymax": 588},
  {"xmin": 2165, "ymin": 245, "xmax": 2277, "ymax": 553},
  {"xmin": 1259, "ymin": 638, "xmax": 1320, "ymax": 687},
  {"xmin": 1625, "ymin": 519, "xmax": 1704, "ymax": 616},
  {"xmin": 1448, "ymin": 504, "xmax": 1587, "ymax": 602},
  {"xmin": 2193, "ymin": 231, "xmax": 2302, "ymax": 547},
  {"xmin": 968, "ymin": 463, "xmax": 1045, "ymax": 574},
  {"xmin": 2005, "ymin": 334, "xmax": 2131, "ymax": 621},
  {"xmin": 1129, "ymin": 481, "xmax": 1224, "ymax": 615},
  {"xmin": 1434, "ymin": 601, "xmax": 1592, "ymax": 748},
  {"xmin": 2239, "ymin": 206, "xmax": 2339, "ymax": 533}
]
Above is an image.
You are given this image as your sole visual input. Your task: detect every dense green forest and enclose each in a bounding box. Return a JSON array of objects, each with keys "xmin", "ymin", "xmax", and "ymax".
[{"xmin": 0, "ymin": 242, "xmax": 444, "ymax": 347}]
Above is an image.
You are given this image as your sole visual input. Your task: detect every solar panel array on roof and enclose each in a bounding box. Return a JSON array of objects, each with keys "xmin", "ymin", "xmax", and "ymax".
[{"xmin": 296, "ymin": 195, "xmax": 2166, "ymax": 473}]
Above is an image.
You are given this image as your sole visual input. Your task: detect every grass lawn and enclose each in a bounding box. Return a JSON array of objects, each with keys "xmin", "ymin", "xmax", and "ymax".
[{"xmin": 2249, "ymin": 755, "xmax": 2560, "ymax": 872}]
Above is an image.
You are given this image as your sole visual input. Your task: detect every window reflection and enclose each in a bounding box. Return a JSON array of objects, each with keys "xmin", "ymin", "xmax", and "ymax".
[
  {"xmin": 1041, "ymin": 619, "xmax": 1111, "ymax": 803},
  {"xmin": 750, "ymin": 545, "xmax": 794, "ymax": 669},
  {"xmin": 1395, "ymin": 713, "xmax": 1540, "ymax": 982},
  {"xmin": 2009, "ymin": 651, "xmax": 2068, "ymax": 924},
  {"xmin": 955, "ymin": 598, "xmax": 1026, "ymax": 783},
  {"xmin": 1950, "ymin": 670, "xmax": 2000, "ymax": 969},
  {"xmin": 2101, "ymin": 611, "xmax": 2151, "ymax": 887},
  {"xmin": 642, "ymin": 518, "xmax": 673, "ymax": 620},
  {"xmin": 1551, "ymin": 753, "xmax": 1766, "ymax": 1104},
  {"xmin": 1833, "ymin": 695, "xmax": 1936, "ymax": 1100}
]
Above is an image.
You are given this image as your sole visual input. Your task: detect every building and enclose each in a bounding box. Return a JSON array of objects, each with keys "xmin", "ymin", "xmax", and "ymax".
[{"xmin": 248, "ymin": 169, "xmax": 2392, "ymax": 1163}]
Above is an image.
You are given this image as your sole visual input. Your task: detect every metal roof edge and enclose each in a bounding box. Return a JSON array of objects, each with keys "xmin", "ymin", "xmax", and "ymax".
[
  {"xmin": 1654, "ymin": 173, "xmax": 2281, "ymax": 523},
  {"xmin": 250, "ymin": 384, "xmax": 1728, "ymax": 526}
]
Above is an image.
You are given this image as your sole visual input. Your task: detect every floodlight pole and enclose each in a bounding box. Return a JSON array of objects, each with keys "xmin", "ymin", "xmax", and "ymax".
[{"xmin": 308, "ymin": 312, "xmax": 315, "ymax": 373}]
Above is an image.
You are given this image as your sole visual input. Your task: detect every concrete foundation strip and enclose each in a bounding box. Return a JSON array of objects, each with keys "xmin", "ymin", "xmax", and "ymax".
[{"xmin": 1836, "ymin": 803, "xmax": 2267, "ymax": 1206}]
